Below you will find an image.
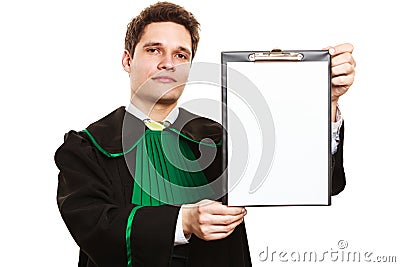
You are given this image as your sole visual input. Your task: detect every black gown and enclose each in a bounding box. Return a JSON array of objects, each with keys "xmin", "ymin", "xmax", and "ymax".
[{"xmin": 55, "ymin": 106, "xmax": 346, "ymax": 267}]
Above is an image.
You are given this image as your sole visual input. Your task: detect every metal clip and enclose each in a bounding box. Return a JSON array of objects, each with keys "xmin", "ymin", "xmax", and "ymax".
[{"xmin": 248, "ymin": 49, "xmax": 304, "ymax": 61}]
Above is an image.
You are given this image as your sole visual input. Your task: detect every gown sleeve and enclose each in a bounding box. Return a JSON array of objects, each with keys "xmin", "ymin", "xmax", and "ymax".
[
  {"xmin": 55, "ymin": 130, "xmax": 180, "ymax": 267},
  {"xmin": 331, "ymin": 122, "xmax": 346, "ymax": 196}
]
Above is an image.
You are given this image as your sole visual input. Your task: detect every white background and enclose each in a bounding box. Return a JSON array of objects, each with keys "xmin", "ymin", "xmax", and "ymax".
[{"xmin": 1, "ymin": 0, "xmax": 399, "ymax": 266}]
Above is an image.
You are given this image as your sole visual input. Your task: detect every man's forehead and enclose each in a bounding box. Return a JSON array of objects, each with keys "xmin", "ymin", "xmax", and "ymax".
[{"xmin": 139, "ymin": 22, "xmax": 192, "ymax": 48}]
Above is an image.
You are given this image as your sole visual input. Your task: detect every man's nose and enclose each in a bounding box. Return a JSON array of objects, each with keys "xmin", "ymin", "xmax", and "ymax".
[{"xmin": 157, "ymin": 54, "xmax": 175, "ymax": 71}]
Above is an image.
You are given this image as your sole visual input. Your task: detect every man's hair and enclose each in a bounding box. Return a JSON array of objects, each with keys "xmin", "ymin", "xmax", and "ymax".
[{"xmin": 125, "ymin": 2, "xmax": 200, "ymax": 59}]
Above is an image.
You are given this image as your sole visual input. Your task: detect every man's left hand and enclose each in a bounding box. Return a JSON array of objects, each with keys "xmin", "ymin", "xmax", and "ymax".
[{"xmin": 327, "ymin": 43, "xmax": 356, "ymax": 103}]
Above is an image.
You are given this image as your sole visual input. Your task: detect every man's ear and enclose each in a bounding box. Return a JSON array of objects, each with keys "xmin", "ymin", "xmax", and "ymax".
[{"xmin": 122, "ymin": 50, "xmax": 132, "ymax": 72}]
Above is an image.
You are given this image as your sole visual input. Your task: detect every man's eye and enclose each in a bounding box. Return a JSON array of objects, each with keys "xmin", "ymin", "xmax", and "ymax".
[
  {"xmin": 146, "ymin": 48, "xmax": 159, "ymax": 53},
  {"xmin": 176, "ymin": 54, "xmax": 188, "ymax": 60}
]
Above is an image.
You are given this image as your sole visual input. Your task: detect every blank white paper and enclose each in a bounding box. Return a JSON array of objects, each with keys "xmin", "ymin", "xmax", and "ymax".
[{"xmin": 226, "ymin": 60, "xmax": 330, "ymax": 206}]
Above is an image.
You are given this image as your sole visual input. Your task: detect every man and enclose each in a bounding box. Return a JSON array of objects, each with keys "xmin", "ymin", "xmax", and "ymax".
[{"xmin": 55, "ymin": 2, "xmax": 355, "ymax": 267}]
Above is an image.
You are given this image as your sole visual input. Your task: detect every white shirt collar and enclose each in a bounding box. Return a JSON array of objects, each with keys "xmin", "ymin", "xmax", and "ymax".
[{"xmin": 126, "ymin": 102, "xmax": 179, "ymax": 123}]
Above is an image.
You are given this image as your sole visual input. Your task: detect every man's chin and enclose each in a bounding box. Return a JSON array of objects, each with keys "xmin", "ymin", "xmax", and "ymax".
[
  {"xmin": 155, "ymin": 97, "xmax": 180, "ymax": 105},
  {"xmin": 154, "ymin": 90, "xmax": 183, "ymax": 105}
]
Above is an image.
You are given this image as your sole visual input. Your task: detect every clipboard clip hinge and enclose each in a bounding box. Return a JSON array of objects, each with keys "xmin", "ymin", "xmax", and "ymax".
[{"xmin": 248, "ymin": 49, "xmax": 304, "ymax": 61}]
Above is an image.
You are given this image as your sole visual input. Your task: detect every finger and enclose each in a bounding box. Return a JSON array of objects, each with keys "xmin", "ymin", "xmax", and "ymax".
[
  {"xmin": 199, "ymin": 202, "xmax": 245, "ymax": 216},
  {"xmin": 331, "ymin": 85, "xmax": 350, "ymax": 100},
  {"xmin": 322, "ymin": 46, "xmax": 336, "ymax": 56},
  {"xmin": 201, "ymin": 216, "xmax": 244, "ymax": 235},
  {"xmin": 331, "ymin": 62, "xmax": 355, "ymax": 77},
  {"xmin": 332, "ymin": 43, "xmax": 354, "ymax": 55},
  {"xmin": 325, "ymin": 43, "xmax": 354, "ymax": 56},
  {"xmin": 197, "ymin": 217, "xmax": 245, "ymax": 241},
  {"xmin": 332, "ymin": 74, "xmax": 354, "ymax": 87},
  {"xmin": 331, "ymin": 52, "xmax": 355, "ymax": 68},
  {"xmin": 206, "ymin": 227, "xmax": 236, "ymax": 240},
  {"xmin": 203, "ymin": 213, "xmax": 246, "ymax": 226},
  {"xmin": 197, "ymin": 212, "xmax": 244, "ymax": 225},
  {"xmin": 202, "ymin": 232, "xmax": 232, "ymax": 241}
]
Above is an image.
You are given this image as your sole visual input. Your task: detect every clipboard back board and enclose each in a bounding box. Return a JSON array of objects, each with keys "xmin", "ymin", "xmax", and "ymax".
[{"xmin": 221, "ymin": 50, "xmax": 332, "ymax": 206}]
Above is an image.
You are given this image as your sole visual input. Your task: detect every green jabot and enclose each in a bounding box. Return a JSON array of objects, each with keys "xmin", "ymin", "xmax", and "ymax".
[{"xmin": 132, "ymin": 129, "xmax": 214, "ymax": 206}]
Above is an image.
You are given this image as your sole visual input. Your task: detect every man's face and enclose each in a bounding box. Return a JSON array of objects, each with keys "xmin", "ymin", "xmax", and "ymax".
[{"xmin": 123, "ymin": 22, "xmax": 192, "ymax": 108}]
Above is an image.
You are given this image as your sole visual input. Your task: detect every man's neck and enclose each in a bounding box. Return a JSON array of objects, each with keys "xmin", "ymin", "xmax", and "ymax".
[{"xmin": 130, "ymin": 99, "xmax": 177, "ymax": 122}]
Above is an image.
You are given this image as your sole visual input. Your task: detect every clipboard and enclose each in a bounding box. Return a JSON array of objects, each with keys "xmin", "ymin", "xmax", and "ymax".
[{"xmin": 221, "ymin": 49, "xmax": 332, "ymax": 206}]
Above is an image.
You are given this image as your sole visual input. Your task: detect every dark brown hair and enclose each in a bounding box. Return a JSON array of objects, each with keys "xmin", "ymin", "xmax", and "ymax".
[{"xmin": 125, "ymin": 2, "xmax": 200, "ymax": 59}]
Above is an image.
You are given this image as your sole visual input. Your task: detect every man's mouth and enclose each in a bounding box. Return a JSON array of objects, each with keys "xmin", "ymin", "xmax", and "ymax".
[{"xmin": 151, "ymin": 76, "xmax": 177, "ymax": 83}]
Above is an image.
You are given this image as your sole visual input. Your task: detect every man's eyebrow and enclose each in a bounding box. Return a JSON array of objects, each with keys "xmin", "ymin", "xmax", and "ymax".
[
  {"xmin": 177, "ymin": 46, "xmax": 191, "ymax": 56},
  {"xmin": 142, "ymin": 42, "xmax": 191, "ymax": 56},
  {"xmin": 142, "ymin": 42, "xmax": 163, "ymax": 48}
]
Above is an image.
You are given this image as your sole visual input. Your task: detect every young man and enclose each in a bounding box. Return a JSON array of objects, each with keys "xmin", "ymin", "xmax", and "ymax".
[{"xmin": 55, "ymin": 2, "xmax": 355, "ymax": 266}]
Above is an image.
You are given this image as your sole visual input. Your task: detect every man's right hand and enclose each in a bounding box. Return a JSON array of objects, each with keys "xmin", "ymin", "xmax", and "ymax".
[{"xmin": 181, "ymin": 199, "xmax": 247, "ymax": 241}]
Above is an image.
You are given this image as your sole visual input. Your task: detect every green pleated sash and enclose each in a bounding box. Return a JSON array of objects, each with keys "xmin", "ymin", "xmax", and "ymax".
[
  {"xmin": 83, "ymin": 127, "xmax": 220, "ymax": 266},
  {"xmin": 132, "ymin": 129, "xmax": 215, "ymax": 206}
]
